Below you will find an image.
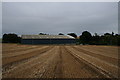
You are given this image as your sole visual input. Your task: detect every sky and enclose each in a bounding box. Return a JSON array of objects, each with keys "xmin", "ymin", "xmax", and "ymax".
[
  {"xmin": 0, "ymin": 2, "xmax": 1, "ymax": 38},
  {"xmin": 2, "ymin": 2, "xmax": 118, "ymax": 37}
]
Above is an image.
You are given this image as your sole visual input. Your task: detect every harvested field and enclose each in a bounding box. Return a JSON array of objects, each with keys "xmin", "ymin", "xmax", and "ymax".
[{"xmin": 2, "ymin": 44, "xmax": 119, "ymax": 78}]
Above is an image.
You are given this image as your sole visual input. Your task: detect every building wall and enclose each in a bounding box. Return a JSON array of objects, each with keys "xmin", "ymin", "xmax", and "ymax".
[{"xmin": 21, "ymin": 39, "xmax": 76, "ymax": 44}]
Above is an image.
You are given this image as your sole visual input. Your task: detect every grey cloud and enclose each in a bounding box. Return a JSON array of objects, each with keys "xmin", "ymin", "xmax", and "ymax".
[{"xmin": 2, "ymin": 2, "xmax": 118, "ymax": 37}]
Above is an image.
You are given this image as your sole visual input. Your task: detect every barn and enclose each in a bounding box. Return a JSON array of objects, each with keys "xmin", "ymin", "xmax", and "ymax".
[{"xmin": 21, "ymin": 35, "xmax": 76, "ymax": 44}]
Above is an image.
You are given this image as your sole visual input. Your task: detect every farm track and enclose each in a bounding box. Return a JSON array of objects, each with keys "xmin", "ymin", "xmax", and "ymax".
[
  {"xmin": 2, "ymin": 44, "xmax": 119, "ymax": 78},
  {"xmin": 60, "ymin": 46, "xmax": 106, "ymax": 78}
]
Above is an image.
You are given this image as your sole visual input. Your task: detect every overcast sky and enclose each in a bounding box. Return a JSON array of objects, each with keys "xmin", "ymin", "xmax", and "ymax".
[{"xmin": 2, "ymin": 2, "xmax": 118, "ymax": 37}]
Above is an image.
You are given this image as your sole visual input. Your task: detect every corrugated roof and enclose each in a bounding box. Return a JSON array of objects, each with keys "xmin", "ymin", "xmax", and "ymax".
[{"xmin": 21, "ymin": 35, "xmax": 75, "ymax": 39}]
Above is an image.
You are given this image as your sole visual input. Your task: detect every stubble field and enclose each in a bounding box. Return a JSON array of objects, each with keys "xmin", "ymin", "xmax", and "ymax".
[{"xmin": 2, "ymin": 44, "xmax": 119, "ymax": 78}]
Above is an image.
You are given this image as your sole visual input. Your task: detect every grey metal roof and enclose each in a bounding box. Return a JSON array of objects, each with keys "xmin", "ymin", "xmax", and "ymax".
[{"xmin": 21, "ymin": 35, "xmax": 75, "ymax": 39}]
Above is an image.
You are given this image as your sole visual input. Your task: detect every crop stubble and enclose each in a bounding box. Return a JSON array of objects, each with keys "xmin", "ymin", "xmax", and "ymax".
[{"xmin": 2, "ymin": 44, "xmax": 119, "ymax": 78}]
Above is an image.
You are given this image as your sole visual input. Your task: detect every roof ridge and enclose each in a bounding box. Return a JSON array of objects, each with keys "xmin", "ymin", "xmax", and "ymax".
[{"xmin": 21, "ymin": 34, "xmax": 75, "ymax": 39}]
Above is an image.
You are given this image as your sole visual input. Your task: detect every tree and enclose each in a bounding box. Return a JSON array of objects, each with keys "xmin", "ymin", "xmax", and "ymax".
[
  {"xmin": 94, "ymin": 33, "xmax": 98, "ymax": 36},
  {"xmin": 104, "ymin": 33, "xmax": 111, "ymax": 36},
  {"xmin": 78, "ymin": 31, "xmax": 119, "ymax": 45},
  {"xmin": 80, "ymin": 31, "xmax": 92, "ymax": 45},
  {"xmin": 112, "ymin": 32, "xmax": 114, "ymax": 36},
  {"xmin": 117, "ymin": 35, "xmax": 120, "ymax": 45},
  {"xmin": 103, "ymin": 33, "xmax": 113, "ymax": 45},
  {"xmin": 91, "ymin": 33, "xmax": 100, "ymax": 45},
  {"xmin": 58, "ymin": 33, "xmax": 64, "ymax": 35},
  {"xmin": 67, "ymin": 33, "xmax": 77, "ymax": 38},
  {"xmin": 2, "ymin": 33, "xmax": 21, "ymax": 43},
  {"xmin": 39, "ymin": 33, "xmax": 48, "ymax": 35}
]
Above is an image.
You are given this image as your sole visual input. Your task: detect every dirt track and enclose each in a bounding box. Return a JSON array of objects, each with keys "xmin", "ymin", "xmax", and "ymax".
[{"xmin": 2, "ymin": 44, "xmax": 119, "ymax": 78}]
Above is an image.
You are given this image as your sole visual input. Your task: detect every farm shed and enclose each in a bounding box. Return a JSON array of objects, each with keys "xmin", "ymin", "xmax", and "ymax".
[{"xmin": 21, "ymin": 35, "xmax": 76, "ymax": 44}]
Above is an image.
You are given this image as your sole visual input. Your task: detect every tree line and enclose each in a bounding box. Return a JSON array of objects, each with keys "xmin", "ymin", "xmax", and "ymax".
[
  {"xmin": 78, "ymin": 31, "xmax": 120, "ymax": 46},
  {"xmin": 2, "ymin": 31, "xmax": 120, "ymax": 46}
]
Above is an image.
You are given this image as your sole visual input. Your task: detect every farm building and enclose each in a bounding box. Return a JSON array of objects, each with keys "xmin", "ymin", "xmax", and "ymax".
[{"xmin": 21, "ymin": 35, "xmax": 76, "ymax": 44}]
